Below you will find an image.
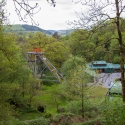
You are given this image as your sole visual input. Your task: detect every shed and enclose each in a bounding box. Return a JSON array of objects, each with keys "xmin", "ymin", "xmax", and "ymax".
[
  {"xmin": 90, "ymin": 61, "xmax": 114, "ymax": 73},
  {"xmin": 104, "ymin": 63, "xmax": 114, "ymax": 73}
]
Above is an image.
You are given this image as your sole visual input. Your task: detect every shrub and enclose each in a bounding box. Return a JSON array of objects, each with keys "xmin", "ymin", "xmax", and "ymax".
[
  {"xmin": 8, "ymin": 96, "xmax": 29, "ymax": 111},
  {"xmin": 66, "ymin": 100, "xmax": 92, "ymax": 115},
  {"xmin": 51, "ymin": 113, "xmax": 74, "ymax": 124},
  {"xmin": 79, "ymin": 117, "xmax": 105, "ymax": 125},
  {"xmin": 99, "ymin": 97, "xmax": 125, "ymax": 125},
  {"xmin": 16, "ymin": 117, "xmax": 50, "ymax": 125}
]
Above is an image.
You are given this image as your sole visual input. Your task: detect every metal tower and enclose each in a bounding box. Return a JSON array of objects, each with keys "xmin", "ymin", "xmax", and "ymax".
[{"xmin": 26, "ymin": 48, "xmax": 63, "ymax": 83}]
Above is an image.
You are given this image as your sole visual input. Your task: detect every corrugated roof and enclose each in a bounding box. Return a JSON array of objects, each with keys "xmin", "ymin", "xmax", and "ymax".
[
  {"xmin": 92, "ymin": 61, "xmax": 106, "ymax": 65},
  {"xmin": 91, "ymin": 65, "xmax": 108, "ymax": 69},
  {"xmin": 89, "ymin": 61, "xmax": 125, "ymax": 69},
  {"xmin": 112, "ymin": 64, "xmax": 120, "ymax": 69},
  {"xmin": 107, "ymin": 63, "xmax": 114, "ymax": 68}
]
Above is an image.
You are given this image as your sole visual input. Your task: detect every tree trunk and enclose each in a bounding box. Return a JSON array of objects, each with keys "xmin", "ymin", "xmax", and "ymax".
[
  {"xmin": 22, "ymin": 79, "xmax": 25, "ymax": 98},
  {"xmin": 54, "ymin": 98, "xmax": 59, "ymax": 113},
  {"xmin": 115, "ymin": 0, "xmax": 125, "ymax": 103},
  {"xmin": 81, "ymin": 84, "xmax": 84, "ymax": 118}
]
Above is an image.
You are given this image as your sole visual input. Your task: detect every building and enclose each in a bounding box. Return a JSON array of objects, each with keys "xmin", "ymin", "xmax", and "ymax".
[{"xmin": 89, "ymin": 61, "xmax": 124, "ymax": 73}]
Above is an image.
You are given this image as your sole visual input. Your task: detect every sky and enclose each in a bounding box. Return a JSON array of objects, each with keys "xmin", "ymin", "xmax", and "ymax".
[{"xmin": 6, "ymin": 0, "xmax": 84, "ymax": 30}]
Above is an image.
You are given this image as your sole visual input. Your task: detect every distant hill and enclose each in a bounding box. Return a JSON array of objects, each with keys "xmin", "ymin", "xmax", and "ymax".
[
  {"xmin": 6, "ymin": 24, "xmax": 74, "ymax": 36},
  {"xmin": 57, "ymin": 29, "xmax": 75, "ymax": 36}
]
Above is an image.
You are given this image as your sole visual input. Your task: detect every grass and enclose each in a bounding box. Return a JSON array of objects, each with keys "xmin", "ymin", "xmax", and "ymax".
[
  {"xmin": 87, "ymin": 86, "xmax": 108, "ymax": 97},
  {"xmin": 17, "ymin": 84, "xmax": 109, "ymax": 121},
  {"xmin": 10, "ymin": 24, "xmax": 26, "ymax": 31},
  {"xmin": 84, "ymin": 85, "xmax": 109, "ymax": 107},
  {"xmin": 18, "ymin": 112, "xmax": 43, "ymax": 121},
  {"xmin": 32, "ymin": 85, "xmax": 67, "ymax": 115}
]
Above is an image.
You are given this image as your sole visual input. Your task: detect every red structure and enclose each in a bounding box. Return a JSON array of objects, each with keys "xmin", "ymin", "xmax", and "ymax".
[{"xmin": 33, "ymin": 48, "xmax": 43, "ymax": 53}]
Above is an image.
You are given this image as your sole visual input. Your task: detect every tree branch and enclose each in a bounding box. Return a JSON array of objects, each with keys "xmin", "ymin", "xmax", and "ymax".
[{"xmin": 12, "ymin": 0, "xmax": 41, "ymax": 25}]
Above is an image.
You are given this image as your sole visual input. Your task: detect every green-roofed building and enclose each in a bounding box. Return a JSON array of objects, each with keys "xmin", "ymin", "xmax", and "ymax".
[{"xmin": 89, "ymin": 61, "xmax": 122, "ymax": 73}]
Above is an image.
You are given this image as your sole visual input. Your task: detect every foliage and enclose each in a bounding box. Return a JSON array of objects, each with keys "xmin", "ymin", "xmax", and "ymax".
[
  {"xmin": 0, "ymin": 83, "xmax": 18, "ymax": 125},
  {"xmin": 2, "ymin": 1, "xmax": 125, "ymax": 123},
  {"xmin": 63, "ymin": 65, "xmax": 93, "ymax": 117},
  {"xmin": 9, "ymin": 24, "xmax": 26, "ymax": 31},
  {"xmin": 71, "ymin": 0, "xmax": 125, "ymax": 102},
  {"xmin": 99, "ymin": 98, "xmax": 125, "ymax": 125},
  {"xmin": 66, "ymin": 100, "xmax": 92, "ymax": 115},
  {"xmin": 0, "ymin": 29, "xmax": 29, "ymax": 83},
  {"xmin": 16, "ymin": 117, "xmax": 50, "ymax": 125},
  {"xmin": 26, "ymin": 32, "xmax": 68, "ymax": 68},
  {"xmin": 61, "ymin": 55, "xmax": 86, "ymax": 78},
  {"xmin": 68, "ymin": 29, "xmax": 96, "ymax": 62},
  {"xmin": 0, "ymin": 27, "xmax": 31, "ymax": 123},
  {"xmin": 44, "ymin": 38, "xmax": 68, "ymax": 68},
  {"xmin": 77, "ymin": 117, "xmax": 105, "ymax": 125},
  {"xmin": 24, "ymin": 75, "xmax": 42, "ymax": 107},
  {"xmin": 90, "ymin": 21, "xmax": 123, "ymax": 63},
  {"xmin": 66, "ymin": 65, "xmax": 92, "ymax": 97},
  {"xmin": 52, "ymin": 32, "xmax": 60, "ymax": 40},
  {"xmin": 51, "ymin": 113, "xmax": 74, "ymax": 125}
]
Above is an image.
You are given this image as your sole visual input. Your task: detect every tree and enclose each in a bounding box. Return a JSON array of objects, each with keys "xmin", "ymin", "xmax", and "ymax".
[
  {"xmin": 89, "ymin": 19, "xmax": 125, "ymax": 63},
  {"xmin": 61, "ymin": 55, "xmax": 86, "ymax": 78},
  {"xmin": 0, "ymin": 0, "xmax": 6, "ymax": 25},
  {"xmin": 70, "ymin": 0, "xmax": 125, "ymax": 103},
  {"xmin": 0, "ymin": 83, "xmax": 18, "ymax": 125},
  {"xmin": 44, "ymin": 37, "xmax": 68, "ymax": 68},
  {"xmin": 0, "ymin": 0, "xmax": 56, "ymax": 26},
  {"xmin": 64, "ymin": 65, "xmax": 93, "ymax": 118},
  {"xmin": 9, "ymin": 0, "xmax": 56, "ymax": 25},
  {"xmin": 0, "ymin": 29, "xmax": 31, "ymax": 84},
  {"xmin": 47, "ymin": 84, "xmax": 65, "ymax": 114},
  {"xmin": 26, "ymin": 74, "xmax": 41, "ymax": 107},
  {"xmin": 68, "ymin": 29, "xmax": 96, "ymax": 62},
  {"xmin": 52, "ymin": 32, "xmax": 60, "ymax": 40},
  {"xmin": 0, "ymin": 9, "xmax": 32, "ymax": 123},
  {"xmin": 26, "ymin": 32, "xmax": 68, "ymax": 68}
]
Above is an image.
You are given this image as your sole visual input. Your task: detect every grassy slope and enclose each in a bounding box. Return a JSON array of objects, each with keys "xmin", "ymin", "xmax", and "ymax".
[
  {"xmin": 6, "ymin": 24, "xmax": 74, "ymax": 36},
  {"xmin": 18, "ymin": 84, "xmax": 108, "ymax": 121},
  {"xmin": 10, "ymin": 24, "xmax": 26, "ymax": 31}
]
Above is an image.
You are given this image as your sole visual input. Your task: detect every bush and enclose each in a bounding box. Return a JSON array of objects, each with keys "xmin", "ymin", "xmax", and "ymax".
[
  {"xmin": 66, "ymin": 100, "xmax": 92, "ymax": 115},
  {"xmin": 8, "ymin": 96, "xmax": 29, "ymax": 111},
  {"xmin": 0, "ymin": 116, "xmax": 24, "ymax": 125},
  {"xmin": 51, "ymin": 113, "xmax": 74, "ymax": 124},
  {"xmin": 16, "ymin": 117, "xmax": 50, "ymax": 125},
  {"xmin": 66, "ymin": 101, "xmax": 81, "ymax": 114},
  {"xmin": 99, "ymin": 97, "xmax": 125, "ymax": 125},
  {"xmin": 82, "ymin": 117, "xmax": 105, "ymax": 125}
]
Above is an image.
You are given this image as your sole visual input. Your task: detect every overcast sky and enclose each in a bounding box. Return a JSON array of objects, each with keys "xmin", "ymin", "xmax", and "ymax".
[{"xmin": 6, "ymin": 0, "xmax": 84, "ymax": 30}]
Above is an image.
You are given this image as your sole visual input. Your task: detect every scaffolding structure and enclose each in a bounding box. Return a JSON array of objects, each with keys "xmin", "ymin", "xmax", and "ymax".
[{"xmin": 26, "ymin": 48, "xmax": 63, "ymax": 83}]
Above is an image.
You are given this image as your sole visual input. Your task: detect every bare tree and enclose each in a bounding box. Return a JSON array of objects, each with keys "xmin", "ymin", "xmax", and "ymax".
[
  {"xmin": 0, "ymin": 0, "xmax": 56, "ymax": 26},
  {"xmin": 0, "ymin": 0, "xmax": 8, "ymax": 25},
  {"xmin": 12, "ymin": 0, "xmax": 56, "ymax": 25},
  {"xmin": 12, "ymin": 0, "xmax": 40, "ymax": 25},
  {"xmin": 47, "ymin": 0, "xmax": 56, "ymax": 7},
  {"xmin": 69, "ymin": 0, "xmax": 125, "ymax": 103}
]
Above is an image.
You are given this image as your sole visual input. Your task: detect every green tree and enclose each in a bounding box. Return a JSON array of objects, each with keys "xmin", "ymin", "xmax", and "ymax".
[
  {"xmin": 71, "ymin": 0, "xmax": 125, "ymax": 103},
  {"xmin": 44, "ymin": 37, "xmax": 68, "ymax": 68},
  {"xmin": 0, "ymin": 26, "xmax": 31, "ymax": 123},
  {"xmin": 0, "ymin": 31, "xmax": 30, "ymax": 84},
  {"xmin": 26, "ymin": 32, "xmax": 68, "ymax": 68},
  {"xmin": 89, "ymin": 19, "xmax": 125, "ymax": 63},
  {"xmin": 0, "ymin": 83, "xmax": 19, "ymax": 125},
  {"xmin": 0, "ymin": 30, "xmax": 26, "ymax": 83},
  {"xmin": 64, "ymin": 65, "xmax": 92, "ymax": 118},
  {"xmin": 52, "ymin": 32, "xmax": 60, "ymax": 40},
  {"xmin": 26, "ymin": 74, "xmax": 41, "ymax": 107},
  {"xmin": 61, "ymin": 55, "xmax": 86, "ymax": 78},
  {"xmin": 68, "ymin": 29, "xmax": 96, "ymax": 62}
]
